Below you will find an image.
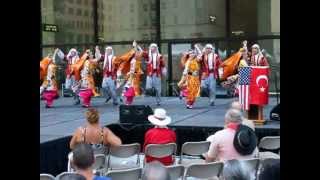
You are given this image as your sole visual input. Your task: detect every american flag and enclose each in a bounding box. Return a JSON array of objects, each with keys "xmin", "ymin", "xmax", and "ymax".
[{"xmin": 238, "ymin": 67, "xmax": 252, "ymax": 110}]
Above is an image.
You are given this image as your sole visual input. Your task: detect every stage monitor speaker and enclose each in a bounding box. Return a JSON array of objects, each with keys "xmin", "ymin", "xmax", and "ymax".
[
  {"xmin": 119, "ymin": 105, "xmax": 153, "ymax": 124},
  {"xmin": 270, "ymin": 104, "xmax": 280, "ymax": 121}
]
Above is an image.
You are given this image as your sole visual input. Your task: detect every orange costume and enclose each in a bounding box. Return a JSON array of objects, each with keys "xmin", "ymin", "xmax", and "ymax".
[
  {"xmin": 116, "ymin": 48, "xmax": 144, "ymax": 96},
  {"xmin": 70, "ymin": 52, "xmax": 100, "ymax": 97},
  {"xmin": 179, "ymin": 53, "xmax": 201, "ymax": 108},
  {"xmin": 40, "ymin": 56, "xmax": 59, "ymax": 108}
]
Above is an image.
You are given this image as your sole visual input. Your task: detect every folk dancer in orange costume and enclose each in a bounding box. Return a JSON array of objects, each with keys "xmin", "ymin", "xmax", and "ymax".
[
  {"xmin": 178, "ymin": 46, "xmax": 202, "ymax": 109},
  {"xmin": 40, "ymin": 49, "xmax": 61, "ymax": 108},
  {"xmin": 219, "ymin": 41, "xmax": 250, "ymax": 96},
  {"xmin": 116, "ymin": 41, "xmax": 144, "ymax": 105},
  {"xmin": 71, "ymin": 50, "xmax": 100, "ymax": 107},
  {"xmin": 199, "ymin": 44, "xmax": 222, "ymax": 106}
]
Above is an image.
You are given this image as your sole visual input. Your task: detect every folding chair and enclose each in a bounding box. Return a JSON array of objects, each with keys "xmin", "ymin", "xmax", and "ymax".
[
  {"xmin": 105, "ymin": 167, "xmax": 142, "ymax": 180},
  {"xmin": 183, "ymin": 162, "xmax": 223, "ymax": 180},
  {"xmin": 55, "ymin": 172, "xmax": 80, "ymax": 180},
  {"xmin": 258, "ymin": 136, "xmax": 280, "ymax": 159},
  {"xmin": 241, "ymin": 158, "xmax": 260, "ymax": 180},
  {"xmin": 92, "ymin": 154, "xmax": 106, "ymax": 175},
  {"xmin": 166, "ymin": 165, "xmax": 185, "ymax": 180},
  {"xmin": 179, "ymin": 141, "xmax": 210, "ymax": 166},
  {"xmin": 106, "ymin": 143, "xmax": 141, "ymax": 170},
  {"xmin": 40, "ymin": 173, "xmax": 55, "ymax": 180},
  {"xmin": 144, "ymin": 143, "xmax": 177, "ymax": 166}
]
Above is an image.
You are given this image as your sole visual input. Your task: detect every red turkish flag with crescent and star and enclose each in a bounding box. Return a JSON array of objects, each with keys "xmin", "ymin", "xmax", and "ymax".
[{"xmin": 249, "ymin": 66, "xmax": 270, "ymax": 105}]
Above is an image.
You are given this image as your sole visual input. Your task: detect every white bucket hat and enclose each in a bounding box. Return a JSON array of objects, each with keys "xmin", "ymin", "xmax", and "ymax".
[{"xmin": 148, "ymin": 108, "xmax": 172, "ymax": 126}]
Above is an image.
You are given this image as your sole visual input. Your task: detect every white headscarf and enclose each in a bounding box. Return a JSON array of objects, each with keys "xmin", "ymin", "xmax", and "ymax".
[
  {"xmin": 252, "ymin": 44, "xmax": 263, "ymax": 56},
  {"xmin": 148, "ymin": 43, "xmax": 159, "ymax": 62},
  {"xmin": 66, "ymin": 48, "xmax": 79, "ymax": 64},
  {"xmin": 104, "ymin": 46, "xmax": 114, "ymax": 70},
  {"xmin": 205, "ymin": 43, "xmax": 215, "ymax": 52}
]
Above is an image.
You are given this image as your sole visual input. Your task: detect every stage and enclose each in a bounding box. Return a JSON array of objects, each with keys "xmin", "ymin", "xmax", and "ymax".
[{"xmin": 40, "ymin": 96, "xmax": 280, "ymax": 143}]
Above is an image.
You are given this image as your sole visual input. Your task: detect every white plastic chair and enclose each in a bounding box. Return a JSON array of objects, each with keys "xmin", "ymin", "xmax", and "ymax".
[
  {"xmin": 167, "ymin": 165, "xmax": 185, "ymax": 180},
  {"xmin": 241, "ymin": 158, "xmax": 260, "ymax": 180},
  {"xmin": 40, "ymin": 173, "xmax": 55, "ymax": 180},
  {"xmin": 183, "ymin": 162, "xmax": 223, "ymax": 180},
  {"xmin": 106, "ymin": 143, "xmax": 141, "ymax": 170},
  {"xmin": 105, "ymin": 167, "xmax": 142, "ymax": 180},
  {"xmin": 55, "ymin": 172, "xmax": 80, "ymax": 180},
  {"xmin": 144, "ymin": 143, "xmax": 177, "ymax": 166},
  {"xmin": 92, "ymin": 154, "xmax": 106, "ymax": 175},
  {"xmin": 179, "ymin": 141, "xmax": 210, "ymax": 166},
  {"xmin": 258, "ymin": 136, "xmax": 280, "ymax": 159}
]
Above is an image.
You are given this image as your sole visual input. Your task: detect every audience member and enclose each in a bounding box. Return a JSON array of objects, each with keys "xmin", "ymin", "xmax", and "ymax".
[
  {"xmin": 143, "ymin": 108, "xmax": 177, "ymax": 166},
  {"xmin": 204, "ymin": 109, "xmax": 258, "ymax": 162},
  {"xmin": 72, "ymin": 143, "xmax": 111, "ymax": 180},
  {"xmin": 230, "ymin": 101, "xmax": 255, "ymax": 131},
  {"xmin": 70, "ymin": 108, "xmax": 122, "ymax": 150}
]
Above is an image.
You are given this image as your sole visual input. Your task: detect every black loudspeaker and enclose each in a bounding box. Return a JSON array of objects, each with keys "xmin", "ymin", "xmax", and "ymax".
[
  {"xmin": 119, "ymin": 105, "xmax": 153, "ymax": 124},
  {"xmin": 270, "ymin": 104, "xmax": 280, "ymax": 121}
]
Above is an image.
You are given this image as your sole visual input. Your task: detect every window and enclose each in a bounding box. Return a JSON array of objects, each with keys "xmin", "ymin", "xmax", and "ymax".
[
  {"xmin": 108, "ymin": 16, "xmax": 112, "ymax": 21},
  {"xmin": 69, "ymin": 34, "xmax": 74, "ymax": 43},
  {"xmin": 69, "ymin": 0, "xmax": 73, "ymax": 3},
  {"xmin": 161, "ymin": 2, "xmax": 166, "ymax": 10},
  {"xmin": 77, "ymin": 0, "xmax": 81, "ymax": 4},
  {"xmin": 80, "ymin": 21, "xmax": 83, "ymax": 29},
  {"xmin": 130, "ymin": 4, "xmax": 134, "ymax": 13},
  {"xmin": 84, "ymin": 0, "xmax": 88, "ymax": 5},
  {"xmin": 68, "ymin": 8, "xmax": 74, "ymax": 15},
  {"xmin": 84, "ymin": 10, "xmax": 88, "ymax": 17},
  {"xmin": 108, "ymin": 5, "xmax": 112, "ymax": 11},
  {"xmin": 173, "ymin": 0, "xmax": 178, "ymax": 8},
  {"xmin": 77, "ymin": 9, "xmax": 82, "ymax": 16},
  {"xmin": 77, "ymin": 34, "xmax": 83, "ymax": 43},
  {"xmin": 173, "ymin": 15, "xmax": 178, "ymax": 25},
  {"xmin": 144, "ymin": 19, "xmax": 148, "ymax": 26},
  {"xmin": 143, "ymin": 4, "xmax": 148, "ymax": 11},
  {"xmin": 85, "ymin": 34, "xmax": 90, "ymax": 43},
  {"xmin": 161, "ymin": 16, "xmax": 165, "ymax": 25},
  {"xmin": 150, "ymin": 3, "xmax": 156, "ymax": 11}
]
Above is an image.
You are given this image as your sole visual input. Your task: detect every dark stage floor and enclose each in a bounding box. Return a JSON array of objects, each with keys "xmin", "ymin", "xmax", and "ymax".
[{"xmin": 40, "ymin": 96, "xmax": 280, "ymax": 143}]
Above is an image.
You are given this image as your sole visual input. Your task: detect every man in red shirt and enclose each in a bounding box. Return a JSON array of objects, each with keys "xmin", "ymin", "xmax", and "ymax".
[{"xmin": 143, "ymin": 108, "xmax": 176, "ymax": 166}]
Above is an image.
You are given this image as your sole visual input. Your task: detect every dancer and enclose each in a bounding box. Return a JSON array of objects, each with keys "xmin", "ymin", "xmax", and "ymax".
[
  {"xmin": 250, "ymin": 44, "xmax": 269, "ymax": 66},
  {"xmin": 200, "ymin": 43, "xmax": 222, "ymax": 106},
  {"xmin": 220, "ymin": 41, "xmax": 249, "ymax": 96},
  {"xmin": 123, "ymin": 82, "xmax": 135, "ymax": 105},
  {"xmin": 40, "ymin": 49, "xmax": 60, "ymax": 108},
  {"xmin": 178, "ymin": 47, "xmax": 201, "ymax": 109},
  {"xmin": 98, "ymin": 46, "xmax": 119, "ymax": 105},
  {"xmin": 65, "ymin": 48, "xmax": 81, "ymax": 100},
  {"xmin": 71, "ymin": 50, "xmax": 100, "ymax": 107},
  {"xmin": 116, "ymin": 41, "xmax": 144, "ymax": 104},
  {"xmin": 142, "ymin": 43, "xmax": 167, "ymax": 106}
]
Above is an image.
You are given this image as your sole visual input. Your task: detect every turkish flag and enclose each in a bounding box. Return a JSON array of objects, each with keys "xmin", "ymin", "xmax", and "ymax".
[{"xmin": 249, "ymin": 66, "xmax": 270, "ymax": 105}]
